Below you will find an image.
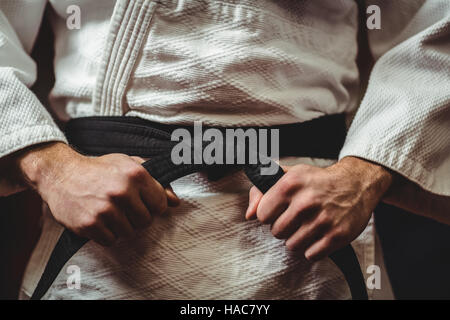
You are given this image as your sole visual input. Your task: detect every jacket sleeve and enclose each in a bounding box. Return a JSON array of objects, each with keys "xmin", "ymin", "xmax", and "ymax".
[
  {"xmin": 339, "ymin": 0, "xmax": 450, "ymax": 196},
  {"xmin": 0, "ymin": 1, "xmax": 67, "ymax": 195}
]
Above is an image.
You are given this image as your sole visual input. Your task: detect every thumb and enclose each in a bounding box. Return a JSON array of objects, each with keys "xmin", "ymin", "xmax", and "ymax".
[
  {"xmin": 245, "ymin": 186, "xmax": 263, "ymax": 220},
  {"xmin": 131, "ymin": 156, "xmax": 181, "ymax": 207},
  {"xmin": 165, "ymin": 187, "xmax": 180, "ymax": 207},
  {"xmin": 245, "ymin": 162, "xmax": 289, "ymax": 220}
]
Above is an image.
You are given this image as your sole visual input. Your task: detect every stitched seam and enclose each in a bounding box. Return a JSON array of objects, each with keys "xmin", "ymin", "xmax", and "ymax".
[
  {"xmin": 102, "ymin": 0, "xmax": 141, "ymax": 116},
  {"xmin": 113, "ymin": 1, "xmax": 157, "ymax": 115},
  {"xmin": 93, "ymin": 0, "xmax": 130, "ymax": 114}
]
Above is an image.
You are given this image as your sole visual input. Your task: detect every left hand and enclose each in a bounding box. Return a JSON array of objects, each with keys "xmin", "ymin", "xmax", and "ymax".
[{"xmin": 245, "ymin": 156, "xmax": 392, "ymax": 261}]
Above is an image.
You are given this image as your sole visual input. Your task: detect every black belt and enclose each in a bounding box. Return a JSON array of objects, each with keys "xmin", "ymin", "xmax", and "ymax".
[{"xmin": 31, "ymin": 114, "xmax": 368, "ymax": 300}]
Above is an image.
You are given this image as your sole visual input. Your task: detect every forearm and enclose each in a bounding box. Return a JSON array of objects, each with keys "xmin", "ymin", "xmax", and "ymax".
[
  {"xmin": 340, "ymin": 1, "xmax": 450, "ymax": 206},
  {"xmin": 0, "ymin": 2, "xmax": 68, "ymax": 196},
  {"xmin": 383, "ymin": 174, "xmax": 450, "ymax": 225},
  {"xmin": 342, "ymin": 156, "xmax": 450, "ymax": 225},
  {"xmin": 341, "ymin": 156, "xmax": 450, "ymax": 225},
  {"xmin": 0, "ymin": 142, "xmax": 73, "ymax": 197},
  {"xmin": 14, "ymin": 142, "xmax": 79, "ymax": 194}
]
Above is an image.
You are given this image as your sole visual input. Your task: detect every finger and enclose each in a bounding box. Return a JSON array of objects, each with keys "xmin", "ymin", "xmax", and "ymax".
[
  {"xmin": 304, "ymin": 235, "xmax": 344, "ymax": 262},
  {"xmin": 270, "ymin": 202, "xmax": 319, "ymax": 239},
  {"xmin": 131, "ymin": 156, "xmax": 171, "ymax": 213},
  {"xmin": 82, "ymin": 222, "xmax": 117, "ymax": 247},
  {"xmin": 105, "ymin": 209, "xmax": 135, "ymax": 239},
  {"xmin": 247, "ymin": 163, "xmax": 289, "ymax": 221},
  {"xmin": 126, "ymin": 194, "xmax": 153, "ymax": 229},
  {"xmin": 140, "ymin": 175, "xmax": 168, "ymax": 215},
  {"xmin": 131, "ymin": 156, "xmax": 179, "ymax": 207},
  {"xmin": 165, "ymin": 186, "xmax": 180, "ymax": 207},
  {"xmin": 257, "ymin": 196, "xmax": 289, "ymax": 225},
  {"xmin": 255, "ymin": 175, "xmax": 295, "ymax": 224},
  {"xmin": 246, "ymin": 186, "xmax": 263, "ymax": 220},
  {"xmin": 285, "ymin": 217, "xmax": 328, "ymax": 252}
]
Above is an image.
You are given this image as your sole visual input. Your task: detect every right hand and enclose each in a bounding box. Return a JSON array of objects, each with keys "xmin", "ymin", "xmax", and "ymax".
[{"xmin": 16, "ymin": 142, "xmax": 179, "ymax": 246}]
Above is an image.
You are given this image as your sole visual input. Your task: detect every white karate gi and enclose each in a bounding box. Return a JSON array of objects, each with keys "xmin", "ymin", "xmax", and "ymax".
[{"xmin": 0, "ymin": 0, "xmax": 448, "ymax": 299}]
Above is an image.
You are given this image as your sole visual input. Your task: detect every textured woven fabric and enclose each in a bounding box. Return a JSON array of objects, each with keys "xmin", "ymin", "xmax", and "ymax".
[
  {"xmin": 21, "ymin": 157, "xmax": 374, "ymax": 300},
  {"xmin": 339, "ymin": 0, "xmax": 450, "ymax": 196},
  {"xmin": 121, "ymin": 0, "xmax": 360, "ymax": 126},
  {"xmin": 0, "ymin": 0, "xmax": 448, "ymax": 196},
  {"xmin": 28, "ymin": 116, "xmax": 368, "ymax": 300},
  {"xmin": 0, "ymin": 0, "xmax": 67, "ymax": 162},
  {"xmin": 0, "ymin": 0, "xmax": 447, "ymax": 299}
]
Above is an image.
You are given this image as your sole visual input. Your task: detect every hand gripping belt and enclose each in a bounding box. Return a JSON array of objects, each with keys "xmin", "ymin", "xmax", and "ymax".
[{"xmin": 30, "ymin": 114, "xmax": 368, "ymax": 300}]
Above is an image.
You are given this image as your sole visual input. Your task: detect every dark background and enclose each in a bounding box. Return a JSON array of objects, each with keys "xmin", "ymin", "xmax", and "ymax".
[{"xmin": 0, "ymin": 9, "xmax": 55, "ymax": 299}]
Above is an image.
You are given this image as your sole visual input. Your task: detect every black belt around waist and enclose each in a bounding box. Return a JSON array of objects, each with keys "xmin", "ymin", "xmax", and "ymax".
[{"xmin": 31, "ymin": 114, "xmax": 368, "ymax": 300}]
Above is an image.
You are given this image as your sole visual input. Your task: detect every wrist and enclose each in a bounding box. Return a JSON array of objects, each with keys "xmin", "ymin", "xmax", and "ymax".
[
  {"xmin": 335, "ymin": 156, "xmax": 393, "ymax": 200},
  {"xmin": 15, "ymin": 142, "xmax": 81, "ymax": 194}
]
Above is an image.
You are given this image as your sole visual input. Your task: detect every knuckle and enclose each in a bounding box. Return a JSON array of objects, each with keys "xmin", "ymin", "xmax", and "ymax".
[
  {"xmin": 106, "ymin": 184, "xmax": 129, "ymax": 200},
  {"xmin": 316, "ymin": 213, "xmax": 332, "ymax": 228},
  {"xmin": 256, "ymin": 210, "xmax": 270, "ymax": 224},
  {"xmin": 295, "ymin": 163, "xmax": 310, "ymax": 171},
  {"xmin": 293, "ymin": 164, "xmax": 313, "ymax": 177},
  {"xmin": 319, "ymin": 236, "xmax": 333, "ymax": 250},
  {"xmin": 271, "ymin": 220, "xmax": 290, "ymax": 239},
  {"xmin": 285, "ymin": 240, "xmax": 297, "ymax": 251},
  {"xmin": 305, "ymin": 251, "xmax": 319, "ymax": 262},
  {"xmin": 109, "ymin": 153, "xmax": 126, "ymax": 159},
  {"xmin": 271, "ymin": 225, "xmax": 282, "ymax": 239},
  {"xmin": 304, "ymin": 191, "xmax": 319, "ymax": 206},
  {"xmin": 126, "ymin": 164, "xmax": 146, "ymax": 181},
  {"xmin": 329, "ymin": 229, "xmax": 345, "ymax": 243},
  {"xmin": 80, "ymin": 215, "xmax": 98, "ymax": 230},
  {"xmin": 279, "ymin": 175, "xmax": 296, "ymax": 193},
  {"xmin": 99, "ymin": 200, "xmax": 115, "ymax": 213},
  {"xmin": 292, "ymin": 196, "xmax": 316, "ymax": 213},
  {"xmin": 94, "ymin": 201, "xmax": 115, "ymax": 217}
]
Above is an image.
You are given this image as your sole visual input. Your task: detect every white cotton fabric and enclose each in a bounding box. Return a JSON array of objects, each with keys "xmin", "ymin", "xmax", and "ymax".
[
  {"xmin": 0, "ymin": 0, "xmax": 448, "ymax": 196},
  {"xmin": 339, "ymin": 0, "xmax": 450, "ymax": 196},
  {"xmin": 0, "ymin": 0, "xmax": 447, "ymax": 299},
  {"xmin": 0, "ymin": 0, "xmax": 67, "ymax": 160},
  {"xmin": 21, "ymin": 157, "xmax": 374, "ymax": 300}
]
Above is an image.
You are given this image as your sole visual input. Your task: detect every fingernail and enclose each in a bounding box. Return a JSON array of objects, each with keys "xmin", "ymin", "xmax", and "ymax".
[{"xmin": 304, "ymin": 249, "xmax": 315, "ymax": 262}]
